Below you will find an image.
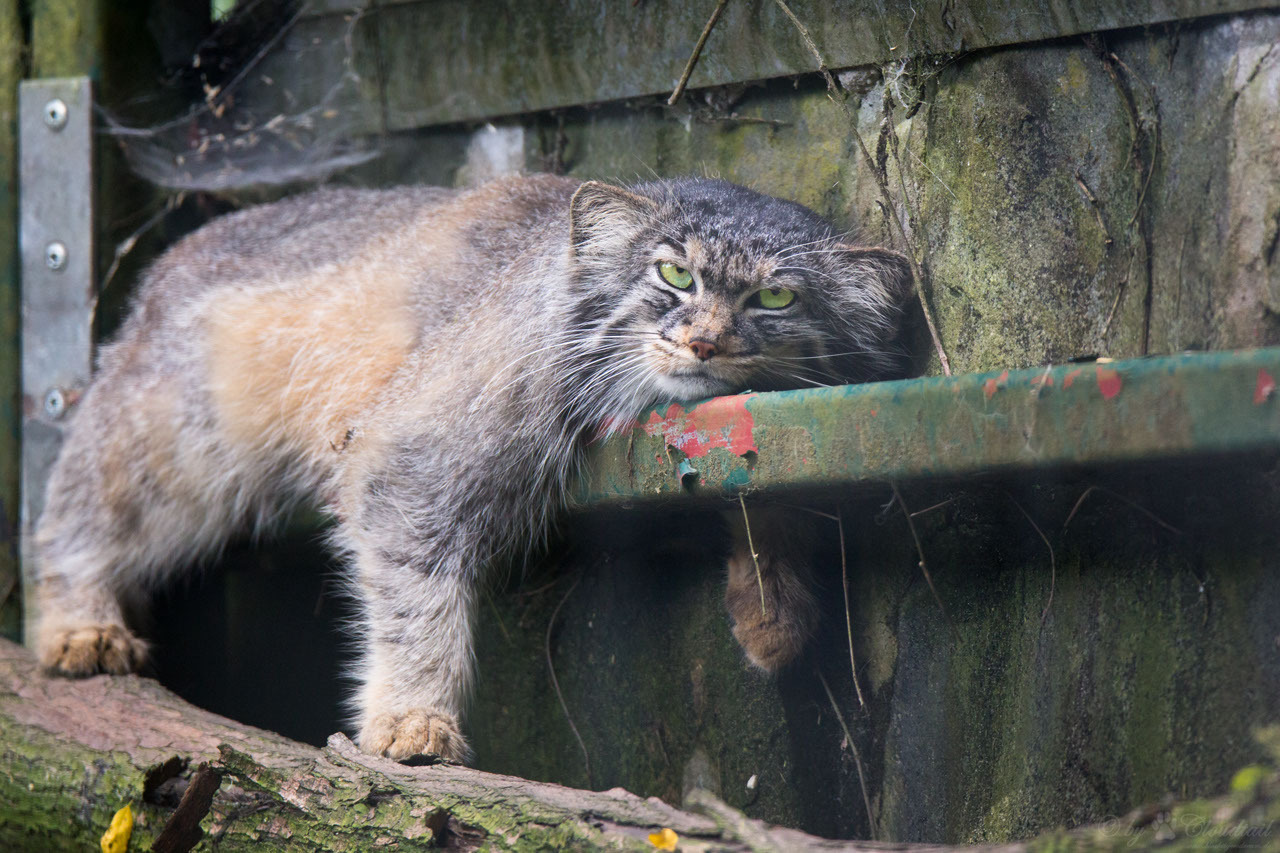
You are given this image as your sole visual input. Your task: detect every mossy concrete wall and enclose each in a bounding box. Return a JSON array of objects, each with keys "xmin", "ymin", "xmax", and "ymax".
[
  {"xmin": 457, "ymin": 11, "xmax": 1280, "ymax": 843},
  {"xmin": 31, "ymin": 3, "xmax": 1280, "ymax": 848},
  {"xmin": 466, "ymin": 461, "xmax": 1280, "ymax": 843},
  {"xmin": 500, "ymin": 12, "xmax": 1279, "ymax": 371}
]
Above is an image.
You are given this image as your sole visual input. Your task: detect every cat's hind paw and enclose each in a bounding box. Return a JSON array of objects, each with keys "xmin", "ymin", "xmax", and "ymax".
[
  {"xmin": 40, "ymin": 623, "xmax": 148, "ymax": 676},
  {"xmin": 360, "ymin": 708, "xmax": 472, "ymax": 763}
]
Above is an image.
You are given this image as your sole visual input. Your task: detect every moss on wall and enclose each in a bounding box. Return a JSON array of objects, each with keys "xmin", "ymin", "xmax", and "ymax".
[
  {"xmin": 460, "ymin": 459, "xmax": 1280, "ymax": 844},
  {"xmin": 522, "ymin": 13, "xmax": 1280, "ymax": 374},
  {"xmin": 462, "ymin": 14, "xmax": 1280, "ymax": 843}
]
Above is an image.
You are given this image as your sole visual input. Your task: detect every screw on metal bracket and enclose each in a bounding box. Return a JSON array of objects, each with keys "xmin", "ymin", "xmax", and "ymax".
[
  {"xmin": 43, "ymin": 388, "xmax": 67, "ymax": 419},
  {"xmin": 43, "ymin": 98, "xmax": 68, "ymax": 130},
  {"xmin": 44, "ymin": 241, "xmax": 67, "ymax": 271}
]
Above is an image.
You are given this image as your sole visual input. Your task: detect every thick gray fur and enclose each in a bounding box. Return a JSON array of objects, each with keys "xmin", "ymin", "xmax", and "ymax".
[{"xmin": 31, "ymin": 174, "xmax": 910, "ymax": 761}]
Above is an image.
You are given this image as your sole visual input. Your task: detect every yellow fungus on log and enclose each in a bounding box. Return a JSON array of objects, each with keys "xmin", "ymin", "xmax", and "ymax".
[
  {"xmin": 100, "ymin": 804, "xmax": 133, "ymax": 853},
  {"xmin": 648, "ymin": 826, "xmax": 679, "ymax": 851}
]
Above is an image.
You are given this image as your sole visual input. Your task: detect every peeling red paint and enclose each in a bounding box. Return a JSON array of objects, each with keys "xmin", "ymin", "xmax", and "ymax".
[
  {"xmin": 640, "ymin": 394, "xmax": 758, "ymax": 459},
  {"xmin": 1030, "ymin": 374, "xmax": 1054, "ymax": 387},
  {"xmin": 983, "ymin": 370, "xmax": 1010, "ymax": 400},
  {"xmin": 1064, "ymin": 368, "xmax": 1082, "ymax": 389},
  {"xmin": 1096, "ymin": 366, "xmax": 1122, "ymax": 399},
  {"xmin": 1256, "ymin": 369, "xmax": 1276, "ymax": 405}
]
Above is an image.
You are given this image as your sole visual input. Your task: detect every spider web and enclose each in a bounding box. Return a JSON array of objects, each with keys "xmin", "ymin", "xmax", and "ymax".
[{"xmin": 103, "ymin": 0, "xmax": 381, "ymax": 192}]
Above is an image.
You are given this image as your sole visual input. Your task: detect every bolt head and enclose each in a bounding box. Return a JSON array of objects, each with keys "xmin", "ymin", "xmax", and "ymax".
[
  {"xmin": 43, "ymin": 388, "xmax": 66, "ymax": 419},
  {"xmin": 43, "ymin": 98, "xmax": 68, "ymax": 130},
  {"xmin": 45, "ymin": 241, "xmax": 68, "ymax": 271}
]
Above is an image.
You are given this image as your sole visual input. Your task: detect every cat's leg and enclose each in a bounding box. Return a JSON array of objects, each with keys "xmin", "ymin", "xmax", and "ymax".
[
  {"xmin": 724, "ymin": 505, "xmax": 820, "ymax": 671},
  {"xmin": 33, "ymin": 376, "xmax": 262, "ymax": 676},
  {"xmin": 344, "ymin": 528, "xmax": 476, "ymax": 763},
  {"xmin": 35, "ymin": 450, "xmax": 159, "ymax": 675}
]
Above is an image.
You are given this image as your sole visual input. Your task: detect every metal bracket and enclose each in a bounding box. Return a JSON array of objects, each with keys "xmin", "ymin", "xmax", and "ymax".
[{"xmin": 19, "ymin": 77, "xmax": 95, "ymax": 642}]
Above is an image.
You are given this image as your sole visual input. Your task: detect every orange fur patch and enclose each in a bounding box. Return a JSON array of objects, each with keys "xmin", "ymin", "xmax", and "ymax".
[{"xmin": 207, "ymin": 265, "xmax": 416, "ymax": 459}]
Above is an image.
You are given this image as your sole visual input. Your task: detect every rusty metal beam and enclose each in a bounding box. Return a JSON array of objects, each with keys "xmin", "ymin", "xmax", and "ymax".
[{"xmin": 576, "ymin": 349, "xmax": 1280, "ymax": 507}]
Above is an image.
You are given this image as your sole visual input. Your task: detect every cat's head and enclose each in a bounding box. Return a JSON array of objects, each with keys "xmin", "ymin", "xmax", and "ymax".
[{"xmin": 568, "ymin": 178, "xmax": 913, "ymax": 407}]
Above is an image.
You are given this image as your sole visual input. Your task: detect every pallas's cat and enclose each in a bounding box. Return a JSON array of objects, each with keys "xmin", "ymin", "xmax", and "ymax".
[{"xmin": 32, "ymin": 175, "xmax": 909, "ymax": 761}]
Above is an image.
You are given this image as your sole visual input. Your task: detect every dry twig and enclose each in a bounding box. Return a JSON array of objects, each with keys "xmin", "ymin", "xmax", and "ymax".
[
  {"xmin": 773, "ymin": 0, "xmax": 952, "ymax": 375},
  {"xmin": 775, "ymin": 502, "xmax": 867, "ymax": 710},
  {"xmin": 890, "ymin": 484, "xmax": 953, "ymax": 634},
  {"xmin": 100, "ymin": 194, "xmax": 184, "ymax": 295},
  {"xmin": 546, "ymin": 574, "xmax": 592, "ymax": 788},
  {"xmin": 1007, "ymin": 494, "xmax": 1056, "ymax": 624},
  {"xmin": 817, "ymin": 670, "xmax": 878, "ymax": 838},
  {"xmin": 738, "ymin": 494, "xmax": 769, "ymax": 618},
  {"xmin": 1073, "ymin": 170, "xmax": 1112, "ymax": 248},
  {"xmin": 668, "ymin": 0, "xmax": 731, "ymax": 106},
  {"xmin": 1063, "ymin": 485, "xmax": 1183, "ymax": 535},
  {"xmin": 834, "ymin": 508, "xmax": 867, "ymax": 710},
  {"xmin": 909, "ymin": 497, "xmax": 954, "ymax": 518}
]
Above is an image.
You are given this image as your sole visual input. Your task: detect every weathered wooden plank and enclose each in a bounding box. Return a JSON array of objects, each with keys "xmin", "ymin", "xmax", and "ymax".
[{"xmin": 244, "ymin": 0, "xmax": 1280, "ymax": 133}]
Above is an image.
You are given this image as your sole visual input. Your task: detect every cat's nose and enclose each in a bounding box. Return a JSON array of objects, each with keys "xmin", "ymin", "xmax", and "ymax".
[{"xmin": 688, "ymin": 340, "xmax": 718, "ymax": 360}]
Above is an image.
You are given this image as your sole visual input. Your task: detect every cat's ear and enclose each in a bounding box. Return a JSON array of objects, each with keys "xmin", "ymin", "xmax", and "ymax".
[
  {"xmin": 569, "ymin": 181, "xmax": 659, "ymax": 261},
  {"xmin": 834, "ymin": 245, "xmax": 914, "ymax": 308}
]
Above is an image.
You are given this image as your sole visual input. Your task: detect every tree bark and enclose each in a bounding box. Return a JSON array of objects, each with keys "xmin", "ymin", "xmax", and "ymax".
[
  {"xmin": 1, "ymin": 636, "xmax": 1274, "ymax": 852},
  {"xmin": 0, "ymin": 638, "xmax": 923, "ymax": 851}
]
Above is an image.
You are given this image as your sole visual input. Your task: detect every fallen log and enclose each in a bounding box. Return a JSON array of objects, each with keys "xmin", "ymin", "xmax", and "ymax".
[
  {"xmin": 1, "ymin": 637, "xmax": 1276, "ymax": 851},
  {"xmin": 0, "ymin": 637, "xmax": 920, "ymax": 851}
]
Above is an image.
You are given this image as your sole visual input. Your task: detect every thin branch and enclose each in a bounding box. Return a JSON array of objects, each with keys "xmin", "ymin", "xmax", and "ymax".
[
  {"xmin": 546, "ymin": 574, "xmax": 592, "ymax": 788},
  {"xmin": 1073, "ymin": 170, "xmax": 1112, "ymax": 249},
  {"xmin": 667, "ymin": 0, "xmax": 730, "ymax": 107},
  {"xmin": 835, "ymin": 507, "xmax": 867, "ymax": 711},
  {"xmin": 890, "ymin": 483, "xmax": 953, "ymax": 634},
  {"xmin": 738, "ymin": 494, "xmax": 769, "ymax": 618},
  {"xmin": 484, "ymin": 589, "xmax": 513, "ymax": 645},
  {"xmin": 776, "ymin": 502, "xmax": 839, "ymax": 521},
  {"xmin": 773, "ymin": 0, "xmax": 951, "ymax": 375},
  {"xmin": 909, "ymin": 498, "xmax": 954, "ymax": 518},
  {"xmin": 768, "ymin": 499, "xmax": 870, "ymax": 701},
  {"xmin": 1006, "ymin": 494, "xmax": 1056, "ymax": 624},
  {"xmin": 100, "ymin": 194, "xmax": 183, "ymax": 295},
  {"xmin": 1063, "ymin": 485, "xmax": 1184, "ymax": 536},
  {"xmin": 817, "ymin": 670, "xmax": 878, "ymax": 839}
]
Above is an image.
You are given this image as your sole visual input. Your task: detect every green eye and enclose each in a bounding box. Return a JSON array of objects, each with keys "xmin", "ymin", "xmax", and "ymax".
[
  {"xmin": 754, "ymin": 287, "xmax": 796, "ymax": 309},
  {"xmin": 658, "ymin": 262, "xmax": 694, "ymax": 290}
]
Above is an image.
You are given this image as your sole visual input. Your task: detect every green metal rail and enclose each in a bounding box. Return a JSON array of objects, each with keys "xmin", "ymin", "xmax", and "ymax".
[{"xmin": 576, "ymin": 348, "xmax": 1280, "ymax": 506}]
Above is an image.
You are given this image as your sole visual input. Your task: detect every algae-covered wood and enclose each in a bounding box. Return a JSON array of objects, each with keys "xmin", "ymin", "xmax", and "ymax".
[{"xmin": 247, "ymin": 0, "xmax": 1280, "ymax": 133}]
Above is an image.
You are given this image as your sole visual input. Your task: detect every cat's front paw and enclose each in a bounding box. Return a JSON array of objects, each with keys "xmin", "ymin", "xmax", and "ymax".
[
  {"xmin": 39, "ymin": 623, "xmax": 148, "ymax": 676},
  {"xmin": 359, "ymin": 708, "xmax": 472, "ymax": 763}
]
